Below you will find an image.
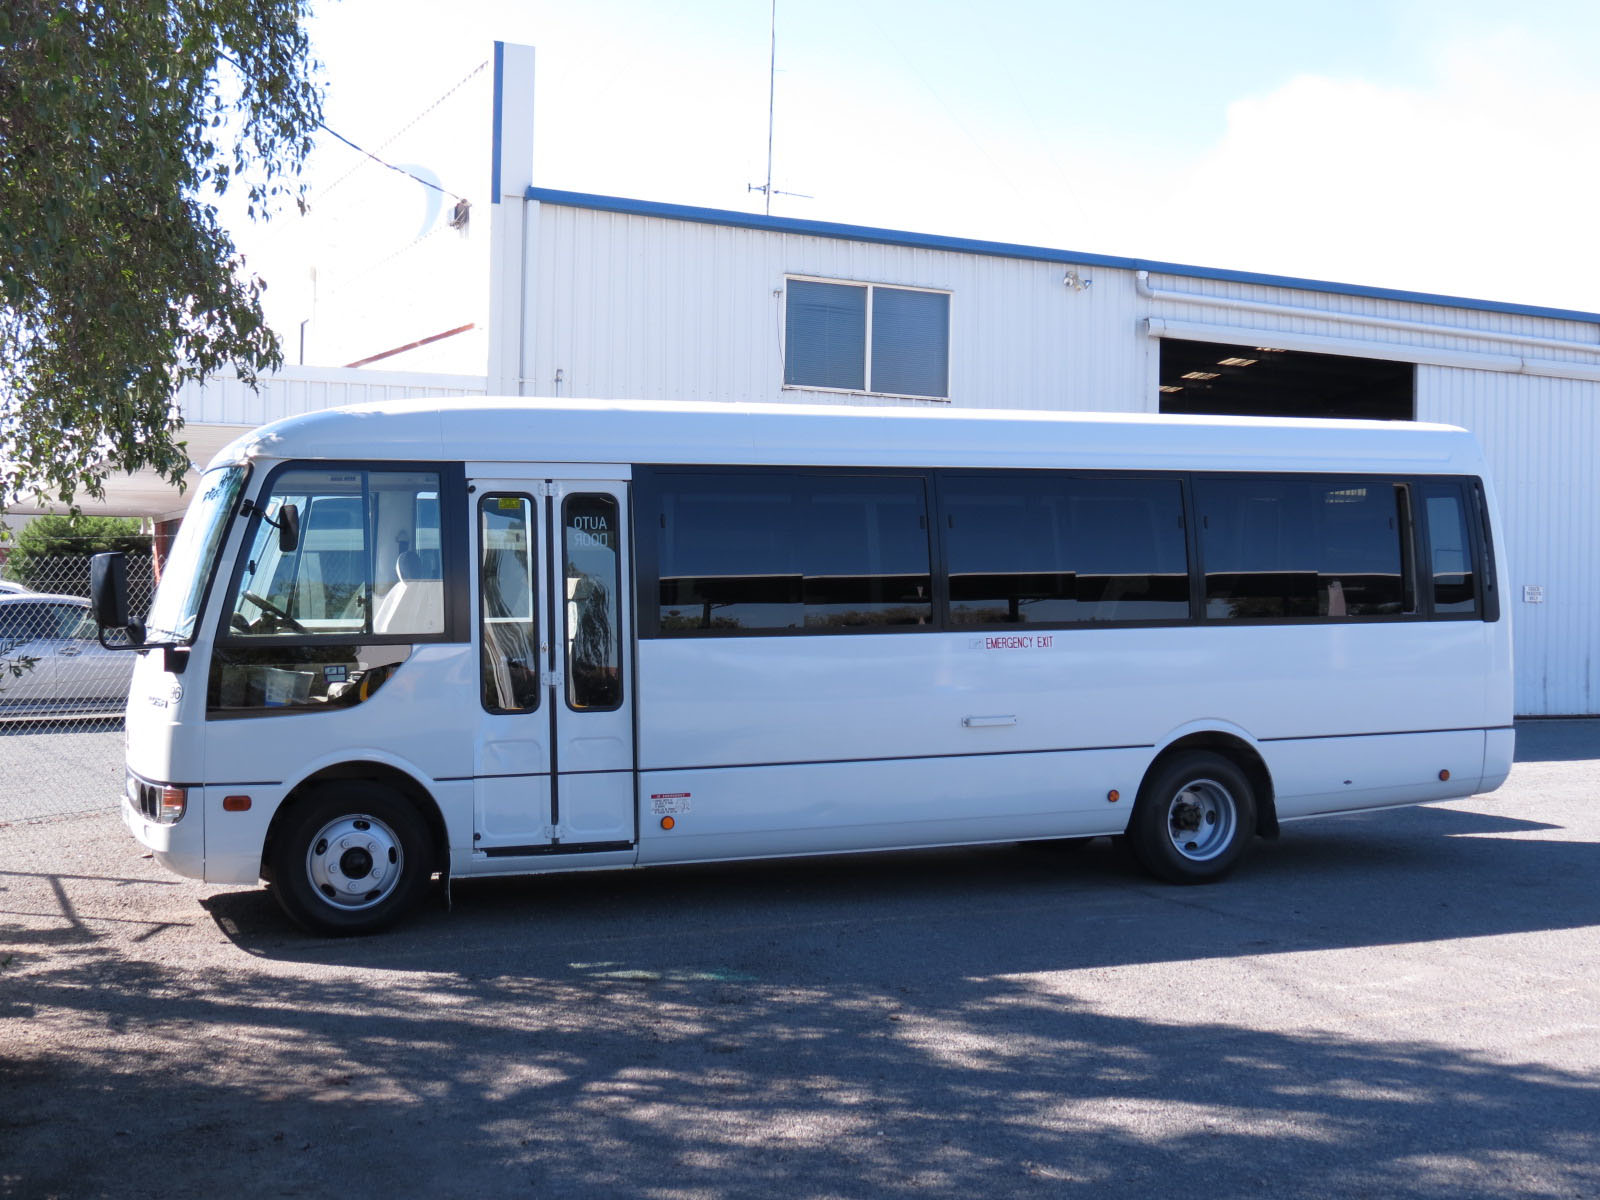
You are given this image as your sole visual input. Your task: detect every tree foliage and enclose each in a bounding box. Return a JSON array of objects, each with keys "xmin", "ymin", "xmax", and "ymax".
[
  {"xmin": 0, "ymin": 1, "xmax": 321, "ymax": 507},
  {"xmin": 5, "ymin": 513, "xmax": 151, "ymax": 592}
]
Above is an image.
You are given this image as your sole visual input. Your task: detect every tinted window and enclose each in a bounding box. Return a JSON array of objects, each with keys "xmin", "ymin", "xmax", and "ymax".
[
  {"xmin": 1420, "ymin": 484, "xmax": 1478, "ymax": 615},
  {"xmin": 480, "ymin": 495, "xmax": 540, "ymax": 713},
  {"xmin": 1197, "ymin": 478, "xmax": 1407, "ymax": 619},
  {"xmin": 657, "ymin": 473, "xmax": 932, "ymax": 633},
  {"xmin": 943, "ymin": 475, "xmax": 1188, "ymax": 624},
  {"xmin": 0, "ymin": 603, "xmax": 47, "ymax": 641},
  {"xmin": 564, "ymin": 494, "xmax": 623, "ymax": 709},
  {"xmin": 45, "ymin": 602, "xmax": 89, "ymax": 639}
]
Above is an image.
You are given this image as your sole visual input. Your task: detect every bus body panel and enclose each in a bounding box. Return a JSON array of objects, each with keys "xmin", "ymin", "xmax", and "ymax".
[
  {"xmin": 195, "ymin": 783, "xmax": 278, "ymax": 883},
  {"xmin": 637, "ymin": 623, "xmax": 1502, "ymax": 776},
  {"xmin": 634, "ymin": 746, "xmax": 1144, "ymax": 863},
  {"xmin": 197, "ymin": 646, "xmax": 477, "ymax": 789},
  {"xmin": 124, "ymin": 649, "xmax": 207, "ymax": 788},
  {"xmin": 1263, "ymin": 729, "xmax": 1487, "ymax": 819},
  {"xmin": 1481, "ymin": 727, "xmax": 1515, "ymax": 793}
]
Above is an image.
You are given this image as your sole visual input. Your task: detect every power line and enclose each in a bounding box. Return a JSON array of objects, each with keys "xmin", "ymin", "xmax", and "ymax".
[
  {"xmin": 214, "ymin": 51, "xmax": 476, "ymax": 207},
  {"xmin": 373, "ymin": 59, "xmax": 488, "ymax": 155},
  {"xmin": 317, "ymin": 123, "xmax": 466, "ymax": 203},
  {"xmin": 318, "ymin": 59, "xmax": 488, "ymax": 201}
]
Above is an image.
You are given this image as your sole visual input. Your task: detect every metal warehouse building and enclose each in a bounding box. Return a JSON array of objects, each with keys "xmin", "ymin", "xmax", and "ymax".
[{"xmin": 135, "ymin": 43, "xmax": 1600, "ymax": 717}]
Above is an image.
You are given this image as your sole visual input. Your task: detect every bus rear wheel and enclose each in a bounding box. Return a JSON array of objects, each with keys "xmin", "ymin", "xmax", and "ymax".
[
  {"xmin": 1128, "ymin": 751, "xmax": 1255, "ymax": 884},
  {"xmin": 268, "ymin": 782, "xmax": 431, "ymax": 936}
]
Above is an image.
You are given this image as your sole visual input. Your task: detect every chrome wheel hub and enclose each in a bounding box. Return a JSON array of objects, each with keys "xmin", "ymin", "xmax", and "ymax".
[
  {"xmin": 1164, "ymin": 779, "xmax": 1238, "ymax": 862},
  {"xmin": 306, "ymin": 814, "xmax": 404, "ymax": 910}
]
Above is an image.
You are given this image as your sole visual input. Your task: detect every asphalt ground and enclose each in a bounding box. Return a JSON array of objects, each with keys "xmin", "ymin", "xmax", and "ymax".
[{"xmin": 2, "ymin": 721, "xmax": 1598, "ymax": 1199}]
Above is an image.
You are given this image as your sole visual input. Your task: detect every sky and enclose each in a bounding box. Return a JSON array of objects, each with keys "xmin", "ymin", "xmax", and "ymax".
[{"xmin": 227, "ymin": 0, "xmax": 1600, "ymax": 372}]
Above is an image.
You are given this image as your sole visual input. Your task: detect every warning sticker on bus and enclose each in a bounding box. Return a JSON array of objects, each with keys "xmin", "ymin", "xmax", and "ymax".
[
  {"xmin": 651, "ymin": 792, "xmax": 692, "ymax": 815},
  {"xmin": 969, "ymin": 634, "xmax": 1056, "ymax": 651}
]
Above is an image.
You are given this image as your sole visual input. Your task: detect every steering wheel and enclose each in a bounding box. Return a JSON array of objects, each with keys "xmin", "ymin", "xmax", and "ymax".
[{"xmin": 240, "ymin": 591, "xmax": 307, "ymax": 634}]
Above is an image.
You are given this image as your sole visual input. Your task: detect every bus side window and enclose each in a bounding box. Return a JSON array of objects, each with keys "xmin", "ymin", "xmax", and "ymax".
[
  {"xmin": 942, "ymin": 473, "xmax": 1187, "ymax": 625},
  {"xmin": 1420, "ymin": 484, "xmax": 1479, "ymax": 616},
  {"xmin": 480, "ymin": 495, "xmax": 541, "ymax": 713},
  {"xmin": 653, "ymin": 472, "xmax": 932, "ymax": 634},
  {"xmin": 225, "ymin": 469, "xmax": 443, "ymax": 640},
  {"xmin": 1196, "ymin": 477, "xmax": 1407, "ymax": 620},
  {"xmin": 564, "ymin": 494, "xmax": 623, "ymax": 711}
]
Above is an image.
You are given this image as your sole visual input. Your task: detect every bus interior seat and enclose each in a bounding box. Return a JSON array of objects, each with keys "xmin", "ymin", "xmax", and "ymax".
[{"xmin": 374, "ymin": 550, "xmax": 444, "ymax": 634}]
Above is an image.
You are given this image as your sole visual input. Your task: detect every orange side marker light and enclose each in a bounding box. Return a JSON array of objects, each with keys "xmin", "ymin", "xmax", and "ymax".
[
  {"xmin": 223, "ymin": 795, "xmax": 252, "ymax": 812},
  {"xmin": 660, "ymin": 816, "xmax": 675, "ymax": 830}
]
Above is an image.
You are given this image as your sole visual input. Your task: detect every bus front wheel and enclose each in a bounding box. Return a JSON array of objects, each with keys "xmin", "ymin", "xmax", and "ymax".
[
  {"xmin": 1128, "ymin": 751, "xmax": 1255, "ymax": 884},
  {"xmin": 268, "ymin": 783, "xmax": 431, "ymax": 936}
]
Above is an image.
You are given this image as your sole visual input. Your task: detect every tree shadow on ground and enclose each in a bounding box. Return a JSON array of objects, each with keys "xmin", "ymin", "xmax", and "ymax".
[{"xmin": 5, "ymin": 805, "xmax": 1600, "ymax": 1198}]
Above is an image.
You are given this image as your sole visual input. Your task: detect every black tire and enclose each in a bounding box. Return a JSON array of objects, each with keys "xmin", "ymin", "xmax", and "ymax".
[
  {"xmin": 1128, "ymin": 751, "xmax": 1255, "ymax": 884},
  {"xmin": 267, "ymin": 782, "xmax": 432, "ymax": 936}
]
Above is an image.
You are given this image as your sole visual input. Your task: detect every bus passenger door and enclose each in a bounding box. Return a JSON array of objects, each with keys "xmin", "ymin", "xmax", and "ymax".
[
  {"xmin": 549, "ymin": 482, "xmax": 635, "ymax": 850},
  {"xmin": 472, "ymin": 486, "xmax": 555, "ymax": 854},
  {"xmin": 470, "ymin": 479, "xmax": 635, "ymax": 856}
]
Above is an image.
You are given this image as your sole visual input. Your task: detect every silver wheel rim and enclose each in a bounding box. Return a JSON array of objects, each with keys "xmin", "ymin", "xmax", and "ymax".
[
  {"xmin": 305, "ymin": 813, "xmax": 405, "ymax": 910},
  {"xmin": 1164, "ymin": 778, "xmax": 1238, "ymax": 862}
]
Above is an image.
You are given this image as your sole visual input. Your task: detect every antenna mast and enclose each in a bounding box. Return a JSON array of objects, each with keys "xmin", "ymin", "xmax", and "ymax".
[
  {"xmin": 748, "ymin": 1, "xmax": 812, "ymax": 210},
  {"xmin": 762, "ymin": 0, "xmax": 776, "ymax": 215}
]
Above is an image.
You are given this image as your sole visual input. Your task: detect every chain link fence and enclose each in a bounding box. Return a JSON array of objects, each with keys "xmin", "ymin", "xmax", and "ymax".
[{"xmin": 0, "ymin": 541, "xmax": 156, "ymax": 834}]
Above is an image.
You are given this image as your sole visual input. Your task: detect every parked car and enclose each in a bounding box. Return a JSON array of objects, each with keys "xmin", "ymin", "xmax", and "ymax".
[{"xmin": 0, "ymin": 594, "xmax": 135, "ymax": 715}]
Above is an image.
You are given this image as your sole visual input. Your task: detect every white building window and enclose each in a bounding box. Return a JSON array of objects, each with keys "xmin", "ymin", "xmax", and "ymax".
[{"xmin": 784, "ymin": 278, "xmax": 950, "ymax": 400}]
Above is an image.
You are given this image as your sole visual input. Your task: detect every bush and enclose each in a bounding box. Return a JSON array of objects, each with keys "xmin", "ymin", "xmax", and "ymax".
[{"xmin": 4, "ymin": 515, "xmax": 153, "ymax": 597}]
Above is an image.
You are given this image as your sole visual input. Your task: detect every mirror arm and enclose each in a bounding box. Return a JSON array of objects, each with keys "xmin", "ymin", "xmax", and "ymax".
[
  {"xmin": 94, "ymin": 627, "xmax": 189, "ymax": 673},
  {"xmin": 240, "ymin": 498, "xmax": 300, "ymax": 553}
]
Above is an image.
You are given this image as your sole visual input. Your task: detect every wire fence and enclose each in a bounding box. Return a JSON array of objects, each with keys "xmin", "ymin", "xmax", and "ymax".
[{"xmin": 0, "ymin": 545, "xmax": 156, "ymax": 834}]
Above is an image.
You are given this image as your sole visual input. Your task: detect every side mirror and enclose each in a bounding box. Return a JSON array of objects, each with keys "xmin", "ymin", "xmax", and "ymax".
[
  {"xmin": 91, "ymin": 552, "xmax": 131, "ymax": 630},
  {"xmin": 278, "ymin": 503, "xmax": 300, "ymax": 553},
  {"xmin": 90, "ymin": 550, "xmax": 177, "ymax": 666}
]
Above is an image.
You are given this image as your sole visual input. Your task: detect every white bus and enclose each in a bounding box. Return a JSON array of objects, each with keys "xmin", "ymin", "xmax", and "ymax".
[{"xmin": 93, "ymin": 398, "xmax": 1514, "ymax": 935}]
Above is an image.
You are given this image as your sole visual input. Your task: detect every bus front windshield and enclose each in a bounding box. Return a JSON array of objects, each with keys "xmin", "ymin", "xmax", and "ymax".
[{"xmin": 145, "ymin": 465, "xmax": 248, "ymax": 642}]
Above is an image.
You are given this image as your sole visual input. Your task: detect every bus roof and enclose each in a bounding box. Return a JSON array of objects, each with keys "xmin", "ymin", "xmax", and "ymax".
[{"xmin": 212, "ymin": 396, "xmax": 1486, "ymax": 477}]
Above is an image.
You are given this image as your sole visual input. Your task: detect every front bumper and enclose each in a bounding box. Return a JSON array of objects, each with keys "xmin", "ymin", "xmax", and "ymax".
[{"xmin": 121, "ymin": 790, "xmax": 205, "ymax": 881}]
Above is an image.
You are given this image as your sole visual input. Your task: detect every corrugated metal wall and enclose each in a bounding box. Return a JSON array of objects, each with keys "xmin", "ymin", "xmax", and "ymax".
[
  {"xmin": 176, "ymin": 364, "xmax": 486, "ymax": 425},
  {"xmin": 530, "ymin": 205, "xmax": 1149, "ymax": 412},
  {"xmin": 1422, "ymin": 368, "xmax": 1600, "ymax": 715}
]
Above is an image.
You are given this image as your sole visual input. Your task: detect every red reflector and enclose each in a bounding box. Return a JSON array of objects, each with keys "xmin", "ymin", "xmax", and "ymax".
[{"xmin": 223, "ymin": 795, "xmax": 252, "ymax": 812}]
